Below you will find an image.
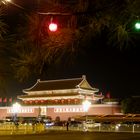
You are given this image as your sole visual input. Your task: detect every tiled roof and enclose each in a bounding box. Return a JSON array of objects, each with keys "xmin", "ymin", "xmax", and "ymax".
[{"xmin": 23, "ymin": 77, "xmax": 86, "ymax": 92}]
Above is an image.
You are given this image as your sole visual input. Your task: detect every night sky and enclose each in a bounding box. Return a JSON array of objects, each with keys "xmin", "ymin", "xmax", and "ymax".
[
  {"xmin": 2, "ymin": 0, "xmax": 140, "ymax": 99},
  {"xmin": 5, "ymin": 40, "xmax": 140, "ymax": 99},
  {"xmin": 44, "ymin": 43, "xmax": 140, "ymax": 98}
]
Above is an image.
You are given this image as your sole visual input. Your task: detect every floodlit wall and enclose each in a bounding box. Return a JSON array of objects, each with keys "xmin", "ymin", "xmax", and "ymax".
[{"xmin": 0, "ymin": 104, "xmax": 121, "ymax": 120}]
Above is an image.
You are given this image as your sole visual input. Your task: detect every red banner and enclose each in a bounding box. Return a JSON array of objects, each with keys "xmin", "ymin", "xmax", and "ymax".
[
  {"xmin": 106, "ymin": 92, "xmax": 111, "ymax": 98},
  {"xmin": 0, "ymin": 98, "xmax": 2, "ymax": 103},
  {"xmin": 9, "ymin": 97, "xmax": 12, "ymax": 102},
  {"xmin": 3, "ymin": 98, "xmax": 7, "ymax": 103}
]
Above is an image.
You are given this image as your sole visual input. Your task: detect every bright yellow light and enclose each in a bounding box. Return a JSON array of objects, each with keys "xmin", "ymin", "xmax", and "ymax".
[
  {"xmin": 2, "ymin": 0, "xmax": 11, "ymax": 4},
  {"xmin": 2, "ymin": 0, "xmax": 24, "ymax": 9},
  {"xmin": 82, "ymin": 100, "xmax": 91, "ymax": 112}
]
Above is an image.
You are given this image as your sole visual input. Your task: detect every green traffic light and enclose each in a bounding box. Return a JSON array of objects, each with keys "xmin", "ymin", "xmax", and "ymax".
[{"xmin": 135, "ymin": 22, "xmax": 140, "ymax": 30}]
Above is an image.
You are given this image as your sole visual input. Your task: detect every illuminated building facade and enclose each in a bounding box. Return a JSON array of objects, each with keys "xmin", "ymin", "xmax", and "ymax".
[{"xmin": 0, "ymin": 75, "xmax": 121, "ymax": 121}]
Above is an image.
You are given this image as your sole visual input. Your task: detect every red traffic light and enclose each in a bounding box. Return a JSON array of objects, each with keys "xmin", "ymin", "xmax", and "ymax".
[{"xmin": 49, "ymin": 22, "xmax": 58, "ymax": 32}]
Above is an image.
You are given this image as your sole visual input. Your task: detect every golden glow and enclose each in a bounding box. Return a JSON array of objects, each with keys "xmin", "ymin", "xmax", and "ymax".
[{"xmin": 2, "ymin": 0, "xmax": 11, "ymax": 4}]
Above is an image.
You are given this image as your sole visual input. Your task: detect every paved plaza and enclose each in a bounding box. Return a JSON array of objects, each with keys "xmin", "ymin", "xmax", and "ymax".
[{"xmin": 0, "ymin": 131, "xmax": 140, "ymax": 140}]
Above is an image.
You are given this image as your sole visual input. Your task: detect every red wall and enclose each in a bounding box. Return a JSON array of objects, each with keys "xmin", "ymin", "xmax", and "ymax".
[
  {"xmin": 0, "ymin": 104, "xmax": 121, "ymax": 121},
  {"xmin": 47, "ymin": 105, "xmax": 121, "ymax": 120}
]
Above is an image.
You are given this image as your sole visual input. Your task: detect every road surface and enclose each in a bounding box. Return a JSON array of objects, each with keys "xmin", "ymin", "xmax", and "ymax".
[{"xmin": 0, "ymin": 131, "xmax": 140, "ymax": 140}]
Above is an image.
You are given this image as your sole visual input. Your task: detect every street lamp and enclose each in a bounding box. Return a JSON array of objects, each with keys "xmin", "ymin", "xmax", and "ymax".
[
  {"xmin": 135, "ymin": 22, "xmax": 140, "ymax": 30},
  {"xmin": 82, "ymin": 100, "xmax": 91, "ymax": 122},
  {"xmin": 12, "ymin": 102, "xmax": 21, "ymax": 123},
  {"xmin": 49, "ymin": 22, "xmax": 58, "ymax": 32},
  {"xmin": 2, "ymin": 0, "xmax": 25, "ymax": 10}
]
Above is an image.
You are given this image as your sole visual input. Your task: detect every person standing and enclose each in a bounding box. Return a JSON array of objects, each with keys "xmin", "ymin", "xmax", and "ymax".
[{"xmin": 66, "ymin": 121, "xmax": 69, "ymax": 131}]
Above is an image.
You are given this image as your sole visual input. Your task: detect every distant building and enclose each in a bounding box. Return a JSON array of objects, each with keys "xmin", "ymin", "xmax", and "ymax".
[{"xmin": 0, "ymin": 75, "xmax": 121, "ymax": 120}]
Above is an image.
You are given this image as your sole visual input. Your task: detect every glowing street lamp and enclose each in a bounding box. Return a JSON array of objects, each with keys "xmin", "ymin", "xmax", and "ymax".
[
  {"xmin": 135, "ymin": 22, "xmax": 140, "ymax": 30},
  {"xmin": 49, "ymin": 22, "xmax": 58, "ymax": 32},
  {"xmin": 82, "ymin": 100, "xmax": 91, "ymax": 121},
  {"xmin": 12, "ymin": 102, "xmax": 21, "ymax": 123},
  {"xmin": 1, "ymin": 0, "xmax": 11, "ymax": 4},
  {"xmin": 6, "ymin": 0, "xmax": 11, "ymax": 1},
  {"xmin": 1, "ymin": 0, "xmax": 24, "ymax": 9},
  {"xmin": 82, "ymin": 100, "xmax": 91, "ymax": 112},
  {"xmin": 13, "ymin": 102, "xmax": 21, "ymax": 113}
]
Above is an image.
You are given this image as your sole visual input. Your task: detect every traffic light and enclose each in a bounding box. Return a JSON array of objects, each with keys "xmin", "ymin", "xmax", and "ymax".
[{"xmin": 49, "ymin": 22, "xmax": 58, "ymax": 32}]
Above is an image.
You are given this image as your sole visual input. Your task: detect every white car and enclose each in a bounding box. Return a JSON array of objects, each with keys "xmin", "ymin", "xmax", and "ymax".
[
  {"xmin": 83, "ymin": 121, "xmax": 100, "ymax": 128},
  {"xmin": 45, "ymin": 121, "xmax": 54, "ymax": 127}
]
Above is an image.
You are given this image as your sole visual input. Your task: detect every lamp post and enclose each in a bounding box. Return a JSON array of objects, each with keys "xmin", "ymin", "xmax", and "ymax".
[
  {"xmin": 82, "ymin": 100, "xmax": 91, "ymax": 122},
  {"xmin": 12, "ymin": 102, "xmax": 21, "ymax": 125}
]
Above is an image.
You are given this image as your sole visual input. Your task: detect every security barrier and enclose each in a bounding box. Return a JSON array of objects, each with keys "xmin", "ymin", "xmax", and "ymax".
[
  {"xmin": 0, "ymin": 122, "xmax": 45, "ymax": 135},
  {"xmin": 0, "ymin": 122, "xmax": 140, "ymax": 135}
]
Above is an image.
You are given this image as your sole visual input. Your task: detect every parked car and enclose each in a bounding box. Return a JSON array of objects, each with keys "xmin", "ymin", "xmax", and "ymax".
[
  {"xmin": 45, "ymin": 121, "xmax": 54, "ymax": 127},
  {"xmin": 69, "ymin": 121, "xmax": 82, "ymax": 127},
  {"xmin": 83, "ymin": 120, "xmax": 100, "ymax": 128},
  {"xmin": 54, "ymin": 121, "xmax": 66, "ymax": 126}
]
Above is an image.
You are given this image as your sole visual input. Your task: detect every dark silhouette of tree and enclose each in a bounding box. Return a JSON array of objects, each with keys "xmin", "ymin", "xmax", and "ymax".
[
  {"xmin": 0, "ymin": 6, "xmax": 9, "ymax": 95},
  {"xmin": 121, "ymin": 96, "xmax": 140, "ymax": 114},
  {"xmin": 1, "ymin": 0, "xmax": 140, "ymax": 81}
]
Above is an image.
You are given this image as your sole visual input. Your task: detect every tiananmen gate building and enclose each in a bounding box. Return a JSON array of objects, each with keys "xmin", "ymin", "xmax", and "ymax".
[{"xmin": 0, "ymin": 75, "xmax": 121, "ymax": 121}]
